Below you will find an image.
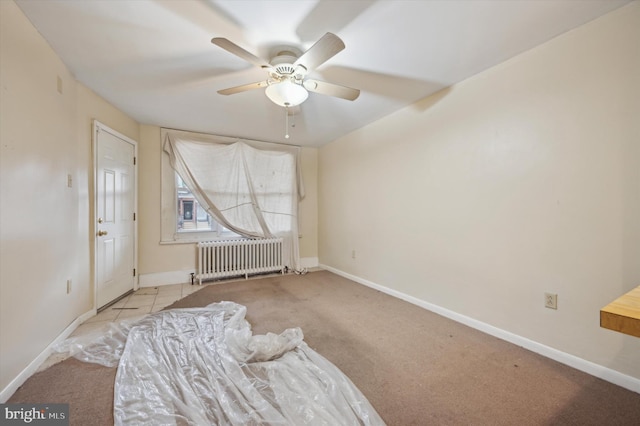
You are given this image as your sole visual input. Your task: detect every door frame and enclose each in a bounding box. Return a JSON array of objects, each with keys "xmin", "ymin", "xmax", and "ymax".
[{"xmin": 92, "ymin": 120, "xmax": 139, "ymax": 310}]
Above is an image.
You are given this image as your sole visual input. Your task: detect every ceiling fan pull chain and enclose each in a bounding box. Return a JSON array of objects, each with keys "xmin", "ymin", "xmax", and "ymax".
[{"xmin": 285, "ymin": 106, "xmax": 290, "ymax": 139}]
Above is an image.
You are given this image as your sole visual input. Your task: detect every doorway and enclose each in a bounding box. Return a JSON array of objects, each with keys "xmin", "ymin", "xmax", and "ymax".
[{"xmin": 94, "ymin": 121, "xmax": 137, "ymax": 309}]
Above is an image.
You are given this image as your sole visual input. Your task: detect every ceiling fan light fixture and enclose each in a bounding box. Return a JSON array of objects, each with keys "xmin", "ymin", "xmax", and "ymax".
[{"xmin": 265, "ymin": 80, "xmax": 308, "ymax": 107}]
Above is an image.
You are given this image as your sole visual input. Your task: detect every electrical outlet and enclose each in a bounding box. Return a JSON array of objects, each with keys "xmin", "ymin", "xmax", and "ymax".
[
  {"xmin": 66, "ymin": 279, "xmax": 72, "ymax": 294},
  {"xmin": 544, "ymin": 292, "xmax": 557, "ymax": 309},
  {"xmin": 351, "ymin": 250, "xmax": 356, "ymax": 259}
]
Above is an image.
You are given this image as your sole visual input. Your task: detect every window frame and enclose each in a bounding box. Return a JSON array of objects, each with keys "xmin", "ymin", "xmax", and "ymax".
[
  {"xmin": 160, "ymin": 129, "xmax": 242, "ymax": 244},
  {"xmin": 160, "ymin": 128, "xmax": 304, "ymax": 245}
]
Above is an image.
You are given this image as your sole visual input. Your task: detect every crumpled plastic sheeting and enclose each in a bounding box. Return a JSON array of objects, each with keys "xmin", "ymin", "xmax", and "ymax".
[
  {"xmin": 69, "ymin": 302, "xmax": 386, "ymax": 426},
  {"xmin": 48, "ymin": 315, "xmax": 144, "ymax": 369}
]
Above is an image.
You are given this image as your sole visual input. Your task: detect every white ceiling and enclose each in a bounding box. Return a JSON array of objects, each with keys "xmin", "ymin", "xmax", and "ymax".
[{"xmin": 16, "ymin": 0, "xmax": 631, "ymax": 147}]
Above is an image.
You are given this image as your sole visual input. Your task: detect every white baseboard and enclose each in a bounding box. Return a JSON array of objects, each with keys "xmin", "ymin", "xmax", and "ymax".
[
  {"xmin": 319, "ymin": 264, "xmax": 640, "ymax": 394},
  {"xmin": 139, "ymin": 270, "xmax": 195, "ymax": 287},
  {"xmin": 0, "ymin": 308, "xmax": 96, "ymax": 403},
  {"xmin": 139, "ymin": 259, "xmax": 320, "ymax": 287}
]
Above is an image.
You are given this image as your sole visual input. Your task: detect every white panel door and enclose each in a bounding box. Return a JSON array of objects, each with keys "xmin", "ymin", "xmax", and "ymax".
[{"xmin": 96, "ymin": 125, "xmax": 136, "ymax": 309}]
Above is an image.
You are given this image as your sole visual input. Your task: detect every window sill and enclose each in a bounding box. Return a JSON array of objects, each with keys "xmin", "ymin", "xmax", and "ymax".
[{"xmin": 160, "ymin": 235, "xmax": 244, "ymax": 245}]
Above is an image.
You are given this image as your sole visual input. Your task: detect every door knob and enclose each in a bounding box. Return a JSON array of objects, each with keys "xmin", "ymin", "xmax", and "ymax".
[{"xmin": 97, "ymin": 230, "xmax": 108, "ymax": 236}]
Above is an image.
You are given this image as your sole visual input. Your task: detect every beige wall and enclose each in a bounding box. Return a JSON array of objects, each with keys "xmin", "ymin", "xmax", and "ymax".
[
  {"xmin": 137, "ymin": 125, "xmax": 319, "ymax": 279},
  {"xmin": 298, "ymin": 148, "xmax": 318, "ymax": 260},
  {"xmin": 0, "ymin": 1, "xmax": 139, "ymax": 394},
  {"xmin": 319, "ymin": 2, "xmax": 640, "ymax": 380},
  {"xmin": 138, "ymin": 125, "xmax": 196, "ymax": 275}
]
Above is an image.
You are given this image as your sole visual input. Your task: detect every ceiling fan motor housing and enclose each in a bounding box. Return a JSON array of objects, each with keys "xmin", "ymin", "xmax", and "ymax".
[{"xmin": 270, "ymin": 50, "xmax": 306, "ymax": 80}]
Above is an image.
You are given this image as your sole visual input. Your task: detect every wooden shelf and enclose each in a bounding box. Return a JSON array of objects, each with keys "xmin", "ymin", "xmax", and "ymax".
[{"xmin": 600, "ymin": 286, "xmax": 640, "ymax": 338}]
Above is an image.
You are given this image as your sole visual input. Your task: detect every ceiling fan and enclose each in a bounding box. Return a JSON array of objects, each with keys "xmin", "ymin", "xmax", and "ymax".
[{"xmin": 211, "ymin": 33, "xmax": 360, "ymax": 108}]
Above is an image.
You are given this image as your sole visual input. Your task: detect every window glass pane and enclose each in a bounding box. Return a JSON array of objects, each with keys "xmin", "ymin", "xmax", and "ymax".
[
  {"xmin": 175, "ymin": 172, "xmax": 239, "ymax": 237},
  {"xmin": 176, "ymin": 173, "xmax": 212, "ymax": 232}
]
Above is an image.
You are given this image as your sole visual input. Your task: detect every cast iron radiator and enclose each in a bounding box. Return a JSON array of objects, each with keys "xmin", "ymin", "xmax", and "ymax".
[{"xmin": 196, "ymin": 238, "xmax": 284, "ymax": 284}]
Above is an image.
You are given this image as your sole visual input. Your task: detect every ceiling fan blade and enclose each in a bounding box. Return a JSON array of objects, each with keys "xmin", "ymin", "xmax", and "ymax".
[
  {"xmin": 303, "ymin": 79, "xmax": 360, "ymax": 101},
  {"xmin": 211, "ymin": 37, "xmax": 272, "ymax": 70},
  {"xmin": 296, "ymin": 1, "xmax": 376, "ymax": 43},
  {"xmin": 218, "ymin": 80, "xmax": 269, "ymax": 96},
  {"xmin": 294, "ymin": 32, "xmax": 345, "ymax": 72}
]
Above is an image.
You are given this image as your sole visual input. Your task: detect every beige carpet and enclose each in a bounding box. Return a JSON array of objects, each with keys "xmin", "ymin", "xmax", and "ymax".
[{"xmin": 9, "ymin": 270, "xmax": 640, "ymax": 425}]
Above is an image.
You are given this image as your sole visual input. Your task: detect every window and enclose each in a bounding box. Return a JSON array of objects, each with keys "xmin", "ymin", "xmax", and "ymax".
[
  {"xmin": 160, "ymin": 129, "xmax": 243, "ymax": 243},
  {"xmin": 176, "ymin": 173, "xmax": 210, "ymax": 232},
  {"xmin": 160, "ymin": 128, "xmax": 302, "ymax": 255},
  {"xmin": 175, "ymin": 173, "xmax": 238, "ymax": 238}
]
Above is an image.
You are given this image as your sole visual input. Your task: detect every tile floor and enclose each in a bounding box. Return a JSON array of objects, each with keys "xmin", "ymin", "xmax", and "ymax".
[
  {"xmin": 71, "ymin": 269, "xmax": 314, "ymax": 338},
  {"xmin": 36, "ymin": 283, "xmax": 206, "ymax": 371},
  {"xmin": 72, "ymin": 282, "xmax": 203, "ymax": 337},
  {"xmin": 41, "ymin": 272, "xmax": 312, "ymax": 371}
]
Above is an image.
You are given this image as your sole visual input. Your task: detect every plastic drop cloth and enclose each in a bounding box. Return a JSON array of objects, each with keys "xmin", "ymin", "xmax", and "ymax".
[{"xmin": 58, "ymin": 302, "xmax": 385, "ymax": 425}]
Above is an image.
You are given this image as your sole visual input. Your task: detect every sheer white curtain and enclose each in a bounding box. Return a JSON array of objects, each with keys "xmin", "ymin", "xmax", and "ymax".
[{"xmin": 163, "ymin": 130, "xmax": 304, "ymax": 270}]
